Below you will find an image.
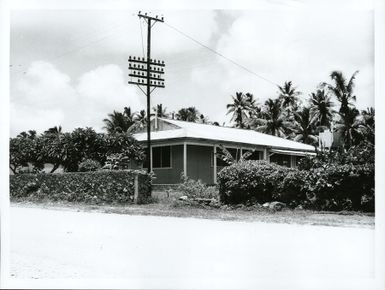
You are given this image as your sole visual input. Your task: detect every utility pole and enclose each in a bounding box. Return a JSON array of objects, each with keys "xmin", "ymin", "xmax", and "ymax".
[{"xmin": 128, "ymin": 12, "xmax": 165, "ymax": 173}]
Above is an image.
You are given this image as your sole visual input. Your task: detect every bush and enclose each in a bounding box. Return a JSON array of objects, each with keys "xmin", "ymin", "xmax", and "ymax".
[
  {"xmin": 78, "ymin": 159, "xmax": 101, "ymax": 172},
  {"xmin": 10, "ymin": 170, "xmax": 152, "ymax": 204},
  {"xmin": 178, "ymin": 174, "xmax": 218, "ymax": 199},
  {"xmin": 274, "ymin": 170, "xmax": 307, "ymax": 208},
  {"xmin": 218, "ymin": 160, "xmax": 374, "ymax": 212},
  {"xmin": 303, "ymin": 163, "xmax": 374, "ymax": 211},
  {"xmin": 217, "ymin": 160, "xmax": 291, "ymax": 204}
]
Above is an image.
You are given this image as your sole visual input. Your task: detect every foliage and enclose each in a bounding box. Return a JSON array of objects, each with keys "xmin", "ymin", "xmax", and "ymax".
[
  {"xmin": 103, "ymin": 107, "xmax": 136, "ymax": 134},
  {"xmin": 215, "ymin": 144, "xmax": 253, "ymax": 165},
  {"xmin": 10, "ymin": 170, "xmax": 152, "ymax": 204},
  {"xmin": 178, "ymin": 174, "xmax": 218, "ymax": 199},
  {"xmin": 291, "ymin": 106, "xmax": 318, "ymax": 145},
  {"xmin": 274, "ymin": 170, "xmax": 308, "ymax": 207},
  {"xmin": 10, "ymin": 127, "xmax": 144, "ymax": 174},
  {"xmin": 335, "ymin": 106, "xmax": 361, "ymax": 149},
  {"xmin": 218, "ymin": 153, "xmax": 374, "ymax": 212},
  {"xmin": 78, "ymin": 159, "xmax": 101, "ymax": 172},
  {"xmin": 302, "ymin": 163, "xmax": 374, "ymax": 211},
  {"xmin": 226, "ymin": 92, "xmax": 257, "ymax": 128},
  {"xmin": 321, "ymin": 70, "xmax": 358, "ymax": 114},
  {"xmin": 358, "ymin": 107, "xmax": 375, "ymax": 145},
  {"xmin": 309, "ymin": 89, "xmax": 335, "ymax": 129},
  {"xmin": 9, "ymin": 132, "xmax": 44, "ymax": 174},
  {"xmin": 251, "ymin": 98, "xmax": 291, "ymax": 137},
  {"xmin": 175, "ymin": 107, "xmax": 200, "ymax": 122},
  {"xmin": 217, "ymin": 161, "xmax": 290, "ymax": 204},
  {"xmin": 278, "ymin": 81, "xmax": 301, "ymax": 111}
]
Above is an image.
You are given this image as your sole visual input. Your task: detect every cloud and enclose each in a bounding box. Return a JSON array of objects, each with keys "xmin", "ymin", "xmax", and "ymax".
[
  {"xmin": 186, "ymin": 8, "xmax": 374, "ymax": 124},
  {"xmin": 11, "ymin": 61, "xmax": 143, "ymax": 136}
]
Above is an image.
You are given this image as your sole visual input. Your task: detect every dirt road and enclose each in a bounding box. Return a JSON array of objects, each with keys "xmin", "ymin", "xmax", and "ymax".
[{"xmin": 8, "ymin": 206, "xmax": 375, "ymax": 288}]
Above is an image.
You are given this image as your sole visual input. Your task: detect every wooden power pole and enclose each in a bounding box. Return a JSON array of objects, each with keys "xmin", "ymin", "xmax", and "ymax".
[{"xmin": 128, "ymin": 12, "xmax": 165, "ymax": 173}]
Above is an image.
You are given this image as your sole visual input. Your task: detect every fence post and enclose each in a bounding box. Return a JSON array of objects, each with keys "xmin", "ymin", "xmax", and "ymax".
[{"xmin": 134, "ymin": 174, "xmax": 139, "ymax": 204}]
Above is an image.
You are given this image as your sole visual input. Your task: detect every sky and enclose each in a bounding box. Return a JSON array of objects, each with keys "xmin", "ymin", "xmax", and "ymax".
[{"xmin": 9, "ymin": 0, "xmax": 374, "ymax": 136}]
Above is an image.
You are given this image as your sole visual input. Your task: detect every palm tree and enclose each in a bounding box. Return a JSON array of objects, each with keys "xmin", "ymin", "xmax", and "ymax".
[
  {"xmin": 278, "ymin": 81, "xmax": 301, "ymax": 111},
  {"xmin": 103, "ymin": 107, "xmax": 135, "ymax": 134},
  {"xmin": 292, "ymin": 107, "xmax": 318, "ymax": 145},
  {"xmin": 175, "ymin": 107, "xmax": 200, "ymax": 122},
  {"xmin": 17, "ymin": 130, "xmax": 38, "ymax": 139},
  {"xmin": 322, "ymin": 70, "xmax": 359, "ymax": 114},
  {"xmin": 335, "ymin": 106, "xmax": 361, "ymax": 149},
  {"xmin": 309, "ymin": 89, "xmax": 335, "ymax": 130},
  {"xmin": 358, "ymin": 107, "xmax": 375, "ymax": 144},
  {"xmin": 44, "ymin": 126, "xmax": 62, "ymax": 135},
  {"xmin": 226, "ymin": 92, "xmax": 253, "ymax": 129},
  {"xmin": 152, "ymin": 104, "xmax": 168, "ymax": 118},
  {"xmin": 251, "ymin": 98, "xmax": 291, "ymax": 137}
]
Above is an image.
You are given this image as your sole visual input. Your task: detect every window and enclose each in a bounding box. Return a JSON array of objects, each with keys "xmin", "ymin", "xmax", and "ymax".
[
  {"xmin": 270, "ymin": 153, "xmax": 291, "ymax": 167},
  {"xmin": 152, "ymin": 146, "xmax": 171, "ymax": 168},
  {"xmin": 242, "ymin": 150, "xmax": 261, "ymax": 161},
  {"xmin": 215, "ymin": 147, "xmax": 240, "ymax": 166}
]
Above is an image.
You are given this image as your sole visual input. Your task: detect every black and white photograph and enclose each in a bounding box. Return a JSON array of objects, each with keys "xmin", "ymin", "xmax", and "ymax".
[{"xmin": 1, "ymin": 0, "xmax": 385, "ymax": 289}]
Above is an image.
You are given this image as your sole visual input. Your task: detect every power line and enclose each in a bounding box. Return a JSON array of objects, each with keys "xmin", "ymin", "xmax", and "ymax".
[{"xmin": 163, "ymin": 22, "xmax": 279, "ymax": 87}]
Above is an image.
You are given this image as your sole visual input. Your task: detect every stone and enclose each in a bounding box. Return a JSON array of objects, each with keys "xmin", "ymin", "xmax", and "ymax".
[
  {"xmin": 262, "ymin": 202, "xmax": 270, "ymax": 208},
  {"xmin": 269, "ymin": 201, "xmax": 286, "ymax": 211}
]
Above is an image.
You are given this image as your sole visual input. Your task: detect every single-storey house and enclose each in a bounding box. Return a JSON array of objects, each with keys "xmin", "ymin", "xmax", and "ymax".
[{"xmin": 133, "ymin": 118, "xmax": 316, "ymax": 185}]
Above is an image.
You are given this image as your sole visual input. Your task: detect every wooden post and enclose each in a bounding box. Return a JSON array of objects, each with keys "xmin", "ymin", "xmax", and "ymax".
[
  {"xmin": 213, "ymin": 145, "xmax": 217, "ymax": 184},
  {"xmin": 263, "ymin": 148, "xmax": 270, "ymax": 162},
  {"xmin": 183, "ymin": 142, "xmax": 187, "ymax": 177},
  {"xmin": 134, "ymin": 174, "xmax": 139, "ymax": 204}
]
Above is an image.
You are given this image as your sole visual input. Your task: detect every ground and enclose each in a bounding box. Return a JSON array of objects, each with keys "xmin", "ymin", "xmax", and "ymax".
[{"xmin": 8, "ymin": 203, "xmax": 375, "ymax": 289}]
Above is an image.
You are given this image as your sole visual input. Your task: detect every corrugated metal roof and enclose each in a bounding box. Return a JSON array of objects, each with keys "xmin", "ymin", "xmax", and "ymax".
[{"xmin": 133, "ymin": 118, "xmax": 315, "ymax": 152}]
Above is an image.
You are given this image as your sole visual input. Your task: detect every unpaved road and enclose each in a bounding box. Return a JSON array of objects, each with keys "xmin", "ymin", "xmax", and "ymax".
[{"xmin": 8, "ymin": 206, "xmax": 374, "ymax": 287}]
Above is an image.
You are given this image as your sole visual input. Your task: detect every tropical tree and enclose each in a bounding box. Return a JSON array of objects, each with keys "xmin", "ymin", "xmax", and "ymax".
[
  {"xmin": 226, "ymin": 92, "xmax": 254, "ymax": 129},
  {"xmin": 335, "ymin": 106, "xmax": 361, "ymax": 149},
  {"xmin": 292, "ymin": 107, "xmax": 318, "ymax": 145},
  {"xmin": 10, "ymin": 132, "xmax": 43, "ymax": 174},
  {"xmin": 278, "ymin": 81, "xmax": 301, "ymax": 111},
  {"xmin": 251, "ymin": 98, "xmax": 291, "ymax": 137},
  {"xmin": 103, "ymin": 107, "xmax": 136, "ymax": 134},
  {"xmin": 358, "ymin": 107, "xmax": 375, "ymax": 145},
  {"xmin": 322, "ymin": 70, "xmax": 359, "ymax": 114},
  {"xmin": 175, "ymin": 107, "xmax": 200, "ymax": 122},
  {"xmin": 44, "ymin": 126, "xmax": 62, "ymax": 135},
  {"xmin": 309, "ymin": 89, "xmax": 335, "ymax": 130},
  {"xmin": 152, "ymin": 104, "xmax": 168, "ymax": 118}
]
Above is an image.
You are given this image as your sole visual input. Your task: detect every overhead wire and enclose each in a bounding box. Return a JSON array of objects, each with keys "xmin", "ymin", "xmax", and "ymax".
[{"xmin": 163, "ymin": 21, "xmax": 279, "ymax": 87}]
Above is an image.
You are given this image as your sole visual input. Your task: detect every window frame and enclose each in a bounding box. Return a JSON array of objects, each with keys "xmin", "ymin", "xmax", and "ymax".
[{"xmin": 151, "ymin": 145, "xmax": 172, "ymax": 169}]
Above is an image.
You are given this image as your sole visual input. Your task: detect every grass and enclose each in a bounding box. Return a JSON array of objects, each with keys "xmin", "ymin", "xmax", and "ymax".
[{"xmin": 10, "ymin": 189, "xmax": 374, "ymax": 228}]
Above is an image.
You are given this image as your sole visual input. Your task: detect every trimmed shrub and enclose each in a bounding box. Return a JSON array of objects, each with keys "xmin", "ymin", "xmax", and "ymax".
[
  {"xmin": 78, "ymin": 159, "xmax": 101, "ymax": 172},
  {"xmin": 274, "ymin": 170, "xmax": 307, "ymax": 208},
  {"xmin": 303, "ymin": 163, "xmax": 374, "ymax": 211},
  {"xmin": 178, "ymin": 175, "xmax": 218, "ymax": 199},
  {"xmin": 217, "ymin": 160, "xmax": 292, "ymax": 204},
  {"xmin": 10, "ymin": 170, "xmax": 152, "ymax": 204},
  {"xmin": 218, "ymin": 160, "xmax": 374, "ymax": 212}
]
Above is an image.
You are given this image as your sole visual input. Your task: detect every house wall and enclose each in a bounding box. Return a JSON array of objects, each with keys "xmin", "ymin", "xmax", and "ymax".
[
  {"xmin": 186, "ymin": 145, "xmax": 214, "ymax": 184},
  {"xmin": 152, "ymin": 145, "xmax": 183, "ymax": 184}
]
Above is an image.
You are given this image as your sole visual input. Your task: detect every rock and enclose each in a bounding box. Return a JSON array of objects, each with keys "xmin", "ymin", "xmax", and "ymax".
[
  {"xmin": 269, "ymin": 201, "xmax": 286, "ymax": 211},
  {"xmin": 295, "ymin": 205, "xmax": 304, "ymax": 210},
  {"xmin": 179, "ymin": 195, "xmax": 188, "ymax": 201}
]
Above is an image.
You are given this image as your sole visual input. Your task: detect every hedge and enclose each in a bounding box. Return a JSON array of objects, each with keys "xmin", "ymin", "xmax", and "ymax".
[
  {"xmin": 217, "ymin": 161, "xmax": 292, "ymax": 204},
  {"xmin": 10, "ymin": 170, "xmax": 152, "ymax": 204},
  {"xmin": 217, "ymin": 160, "xmax": 374, "ymax": 212}
]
